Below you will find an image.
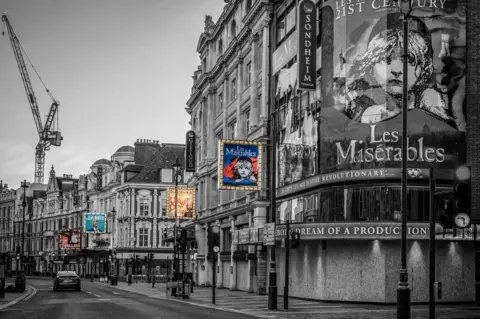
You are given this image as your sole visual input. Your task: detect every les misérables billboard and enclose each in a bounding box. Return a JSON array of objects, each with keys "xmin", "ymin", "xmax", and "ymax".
[{"xmin": 319, "ymin": 0, "xmax": 466, "ymax": 181}]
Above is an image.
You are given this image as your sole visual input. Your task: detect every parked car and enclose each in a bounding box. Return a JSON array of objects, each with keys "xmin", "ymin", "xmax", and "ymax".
[{"xmin": 53, "ymin": 271, "xmax": 81, "ymax": 291}]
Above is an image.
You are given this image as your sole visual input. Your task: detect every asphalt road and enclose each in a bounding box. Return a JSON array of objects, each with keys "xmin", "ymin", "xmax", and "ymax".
[{"xmin": 0, "ymin": 278, "xmax": 256, "ymax": 319}]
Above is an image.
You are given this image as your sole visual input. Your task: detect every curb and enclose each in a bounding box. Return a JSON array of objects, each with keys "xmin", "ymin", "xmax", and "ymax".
[
  {"xmin": 0, "ymin": 285, "xmax": 37, "ymax": 311},
  {"xmin": 92, "ymin": 282, "xmax": 266, "ymax": 318}
]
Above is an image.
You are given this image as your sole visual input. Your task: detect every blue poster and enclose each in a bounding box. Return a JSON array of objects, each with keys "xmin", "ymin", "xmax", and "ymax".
[
  {"xmin": 84, "ymin": 213, "xmax": 106, "ymax": 233},
  {"xmin": 219, "ymin": 140, "xmax": 262, "ymax": 191}
]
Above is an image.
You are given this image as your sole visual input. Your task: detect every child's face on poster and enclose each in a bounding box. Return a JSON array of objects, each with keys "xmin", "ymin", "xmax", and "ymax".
[{"xmin": 235, "ymin": 160, "xmax": 253, "ymax": 179}]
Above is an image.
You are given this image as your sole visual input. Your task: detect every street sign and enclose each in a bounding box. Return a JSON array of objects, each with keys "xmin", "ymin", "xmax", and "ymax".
[
  {"xmin": 264, "ymin": 223, "xmax": 275, "ymax": 246},
  {"xmin": 454, "ymin": 213, "xmax": 471, "ymax": 229}
]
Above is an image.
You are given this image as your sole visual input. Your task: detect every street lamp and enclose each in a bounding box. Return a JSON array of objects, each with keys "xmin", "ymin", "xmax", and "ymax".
[
  {"xmin": 109, "ymin": 207, "xmax": 117, "ymax": 284},
  {"xmin": 392, "ymin": 0, "xmax": 413, "ymax": 318},
  {"xmin": 20, "ymin": 180, "xmax": 28, "ymax": 275},
  {"xmin": 172, "ymin": 157, "xmax": 183, "ymax": 296}
]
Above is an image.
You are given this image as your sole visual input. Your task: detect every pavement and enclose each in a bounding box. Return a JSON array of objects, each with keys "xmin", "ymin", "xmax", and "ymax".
[
  {"xmin": 0, "ymin": 277, "xmax": 37, "ymax": 311},
  {"xmin": 88, "ymin": 278, "xmax": 480, "ymax": 319}
]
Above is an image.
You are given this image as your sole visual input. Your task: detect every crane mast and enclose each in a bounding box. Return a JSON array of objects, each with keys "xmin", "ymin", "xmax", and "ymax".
[{"xmin": 2, "ymin": 14, "xmax": 62, "ymax": 184}]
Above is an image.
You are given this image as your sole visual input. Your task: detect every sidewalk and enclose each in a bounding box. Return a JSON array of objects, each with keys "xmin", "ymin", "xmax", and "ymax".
[
  {"xmin": 92, "ymin": 280, "xmax": 480, "ymax": 319},
  {"xmin": 0, "ymin": 278, "xmax": 35, "ymax": 311}
]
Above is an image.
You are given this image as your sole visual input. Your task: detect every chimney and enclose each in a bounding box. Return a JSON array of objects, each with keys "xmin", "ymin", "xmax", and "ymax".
[{"xmin": 134, "ymin": 138, "xmax": 161, "ymax": 165}]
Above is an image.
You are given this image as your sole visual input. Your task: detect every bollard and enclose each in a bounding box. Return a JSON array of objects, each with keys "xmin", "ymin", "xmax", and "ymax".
[
  {"xmin": 0, "ymin": 279, "xmax": 4, "ymax": 299},
  {"xmin": 190, "ymin": 279, "xmax": 193, "ymax": 293},
  {"xmin": 152, "ymin": 275, "xmax": 155, "ymax": 288}
]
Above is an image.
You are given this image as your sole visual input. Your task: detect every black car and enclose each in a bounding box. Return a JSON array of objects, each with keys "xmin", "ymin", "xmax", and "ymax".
[{"xmin": 53, "ymin": 271, "xmax": 81, "ymax": 291}]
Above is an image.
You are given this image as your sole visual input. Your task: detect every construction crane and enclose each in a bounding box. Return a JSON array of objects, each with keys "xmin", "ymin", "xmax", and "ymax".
[{"xmin": 2, "ymin": 13, "xmax": 62, "ymax": 184}]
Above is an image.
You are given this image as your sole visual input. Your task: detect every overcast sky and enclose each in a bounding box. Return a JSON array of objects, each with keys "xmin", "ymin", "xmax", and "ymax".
[{"xmin": 0, "ymin": 0, "xmax": 223, "ymax": 189}]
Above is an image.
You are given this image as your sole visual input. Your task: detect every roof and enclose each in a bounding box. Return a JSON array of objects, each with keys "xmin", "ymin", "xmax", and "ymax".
[
  {"xmin": 128, "ymin": 144, "xmax": 185, "ymax": 183},
  {"xmin": 93, "ymin": 158, "xmax": 112, "ymax": 166},
  {"xmin": 123, "ymin": 164, "xmax": 144, "ymax": 172},
  {"xmin": 116, "ymin": 145, "xmax": 134, "ymax": 153}
]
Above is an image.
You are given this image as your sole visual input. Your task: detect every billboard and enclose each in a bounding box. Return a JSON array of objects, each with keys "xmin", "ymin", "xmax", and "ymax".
[
  {"xmin": 318, "ymin": 0, "xmax": 466, "ymax": 180},
  {"xmin": 277, "ymin": 61, "xmax": 320, "ymax": 188},
  {"xmin": 167, "ymin": 187, "xmax": 195, "ymax": 219},
  {"xmin": 83, "ymin": 213, "xmax": 106, "ymax": 233},
  {"xmin": 297, "ymin": 0, "xmax": 317, "ymax": 90},
  {"xmin": 59, "ymin": 230, "xmax": 81, "ymax": 249},
  {"xmin": 218, "ymin": 139, "xmax": 263, "ymax": 191}
]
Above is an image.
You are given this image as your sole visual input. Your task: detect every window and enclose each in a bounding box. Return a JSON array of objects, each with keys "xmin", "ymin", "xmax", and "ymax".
[
  {"xmin": 203, "ymin": 57, "xmax": 207, "ymax": 72},
  {"xmin": 246, "ymin": 0, "xmax": 252, "ymax": 12},
  {"xmin": 161, "ymin": 169, "xmax": 173, "ymax": 182},
  {"xmin": 140, "ymin": 199, "xmax": 149, "ymax": 216},
  {"xmin": 139, "ymin": 226, "xmax": 148, "ymax": 247},
  {"xmin": 216, "ymin": 131, "xmax": 223, "ymax": 155},
  {"xmin": 231, "ymin": 20, "xmax": 237, "ymax": 38},
  {"xmin": 222, "ymin": 228, "xmax": 231, "ymax": 252},
  {"xmin": 217, "ymin": 93, "xmax": 223, "ymax": 115},
  {"xmin": 258, "ymin": 43, "xmax": 263, "ymax": 69},
  {"xmin": 231, "ymin": 78, "xmax": 237, "ymax": 100},
  {"xmin": 246, "ymin": 62, "xmax": 251, "ymax": 87},
  {"xmin": 244, "ymin": 110, "xmax": 250, "ymax": 135},
  {"xmin": 228, "ymin": 121, "xmax": 237, "ymax": 139},
  {"xmin": 218, "ymin": 39, "xmax": 223, "ymax": 55}
]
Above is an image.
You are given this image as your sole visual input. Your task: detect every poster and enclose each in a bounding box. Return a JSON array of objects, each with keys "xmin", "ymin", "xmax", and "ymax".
[
  {"xmin": 167, "ymin": 187, "xmax": 195, "ymax": 219},
  {"xmin": 83, "ymin": 213, "xmax": 106, "ymax": 233},
  {"xmin": 319, "ymin": 0, "xmax": 467, "ymax": 180},
  {"xmin": 59, "ymin": 230, "xmax": 81, "ymax": 249},
  {"xmin": 277, "ymin": 61, "xmax": 320, "ymax": 187},
  {"xmin": 218, "ymin": 139, "xmax": 263, "ymax": 191}
]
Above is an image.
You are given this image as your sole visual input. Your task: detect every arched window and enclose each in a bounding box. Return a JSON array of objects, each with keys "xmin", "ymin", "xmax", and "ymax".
[
  {"xmin": 218, "ymin": 39, "xmax": 223, "ymax": 55},
  {"xmin": 231, "ymin": 20, "xmax": 237, "ymax": 38}
]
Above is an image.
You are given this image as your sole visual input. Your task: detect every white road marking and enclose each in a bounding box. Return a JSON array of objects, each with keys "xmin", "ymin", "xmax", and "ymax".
[
  {"xmin": 113, "ymin": 292, "xmax": 121, "ymax": 295},
  {"xmin": 84, "ymin": 291, "xmax": 93, "ymax": 295},
  {"xmin": 93, "ymin": 294, "xmax": 101, "ymax": 297}
]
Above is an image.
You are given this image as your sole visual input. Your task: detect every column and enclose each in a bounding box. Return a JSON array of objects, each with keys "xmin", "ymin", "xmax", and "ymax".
[
  {"xmin": 236, "ymin": 56, "xmax": 245, "ymax": 139},
  {"xmin": 247, "ymin": 211, "xmax": 254, "ymax": 292},
  {"xmin": 153, "ymin": 189, "xmax": 158, "ymax": 247},
  {"xmin": 203, "ymin": 224, "xmax": 210, "ymax": 286},
  {"xmin": 217, "ymin": 222, "xmax": 223, "ymax": 288},
  {"xmin": 207, "ymin": 90, "xmax": 216, "ymax": 159},
  {"xmin": 229, "ymin": 216, "xmax": 236, "ymax": 290},
  {"xmin": 249, "ymin": 33, "xmax": 260, "ymax": 128},
  {"xmin": 260, "ymin": 22, "xmax": 270, "ymax": 122},
  {"xmin": 220, "ymin": 71, "xmax": 229, "ymax": 206}
]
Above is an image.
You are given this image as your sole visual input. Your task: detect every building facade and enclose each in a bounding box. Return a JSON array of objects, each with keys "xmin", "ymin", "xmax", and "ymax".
[
  {"xmin": 186, "ymin": 0, "xmax": 273, "ymax": 293},
  {"xmin": 187, "ymin": 0, "xmax": 480, "ymax": 303},
  {"xmin": 0, "ymin": 182, "xmax": 16, "ymax": 274}
]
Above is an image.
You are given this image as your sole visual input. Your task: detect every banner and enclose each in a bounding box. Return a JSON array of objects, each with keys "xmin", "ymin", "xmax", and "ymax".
[
  {"xmin": 218, "ymin": 139, "xmax": 263, "ymax": 191},
  {"xmin": 167, "ymin": 187, "xmax": 195, "ymax": 219},
  {"xmin": 59, "ymin": 230, "xmax": 81, "ymax": 249},
  {"xmin": 83, "ymin": 213, "xmax": 106, "ymax": 233},
  {"xmin": 319, "ymin": 0, "xmax": 467, "ymax": 180},
  {"xmin": 297, "ymin": 0, "xmax": 317, "ymax": 90},
  {"xmin": 277, "ymin": 62, "xmax": 320, "ymax": 188}
]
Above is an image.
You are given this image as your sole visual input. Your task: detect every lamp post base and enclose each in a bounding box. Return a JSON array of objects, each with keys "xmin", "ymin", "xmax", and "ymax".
[{"xmin": 397, "ymin": 269, "xmax": 411, "ymax": 319}]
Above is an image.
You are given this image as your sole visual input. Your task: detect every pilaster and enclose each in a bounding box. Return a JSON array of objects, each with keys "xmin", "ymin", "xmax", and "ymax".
[
  {"xmin": 250, "ymin": 33, "xmax": 260, "ymax": 128},
  {"xmin": 229, "ymin": 215, "xmax": 237, "ymax": 290}
]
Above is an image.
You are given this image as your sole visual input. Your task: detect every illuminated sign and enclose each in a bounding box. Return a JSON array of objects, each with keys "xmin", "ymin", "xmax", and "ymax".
[
  {"xmin": 59, "ymin": 229, "xmax": 81, "ymax": 249},
  {"xmin": 185, "ymin": 130, "xmax": 196, "ymax": 172},
  {"xmin": 83, "ymin": 213, "xmax": 106, "ymax": 233},
  {"xmin": 166, "ymin": 187, "xmax": 195, "ymax": 219},
  {"xmin": 218, "ymin": 139, "xmax": 263, "ymax": 191}
]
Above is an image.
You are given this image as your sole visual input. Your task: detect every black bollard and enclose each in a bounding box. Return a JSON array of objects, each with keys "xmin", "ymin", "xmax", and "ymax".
[{"xmin": 152, "ymin": 275, "xmax": 155, "ymax": 288}]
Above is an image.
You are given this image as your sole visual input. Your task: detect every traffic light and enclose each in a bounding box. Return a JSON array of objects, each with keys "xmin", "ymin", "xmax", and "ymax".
[
  {"xmin": 144, "ymin": 256, "xmax": 148, "ymax": 262},
  {"xmin": 453, "ymin": 165, "xmax": 471, "ymax": 228},
  {"xmin": 291, "ymin": 232, "xmax": 300, "ymax": 249}
]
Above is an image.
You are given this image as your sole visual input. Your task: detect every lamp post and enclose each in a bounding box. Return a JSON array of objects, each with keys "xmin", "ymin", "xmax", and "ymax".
[
  {"xmin": 20, "ymin": 180, "xmax": 28, "ymax": 275},
  {"xmin": 393, "ymin": 1, "xmax": 413, "ymax": 318},
  {"xmin": 109, "ymin": 208, "xmax": 117, "ymax": 283},
  {"xmin": 172, "ymin": 157, "xmax": 183, "ymax": 296}
]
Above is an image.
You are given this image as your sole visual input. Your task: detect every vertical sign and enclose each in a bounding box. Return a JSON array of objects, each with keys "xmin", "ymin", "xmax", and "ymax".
[
  {"xmin": 97, "ymin": 166, "xmax": 103, "ymax": 191},
  {"xmin": 185, "ymin": 130, "xmax": 196, "ymax": 172},
  {"xmin": 297, "ymin": 0, "xmax": 317, "ymax": 90},
  {"xmin": 73, "ymin": 181, "xmax": 79, "ymax": 206}
]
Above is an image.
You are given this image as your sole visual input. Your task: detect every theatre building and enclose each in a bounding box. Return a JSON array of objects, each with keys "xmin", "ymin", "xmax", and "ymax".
[{"xmin": 270, "ymin": 0, "xmax": 479, "ymax": 303}]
